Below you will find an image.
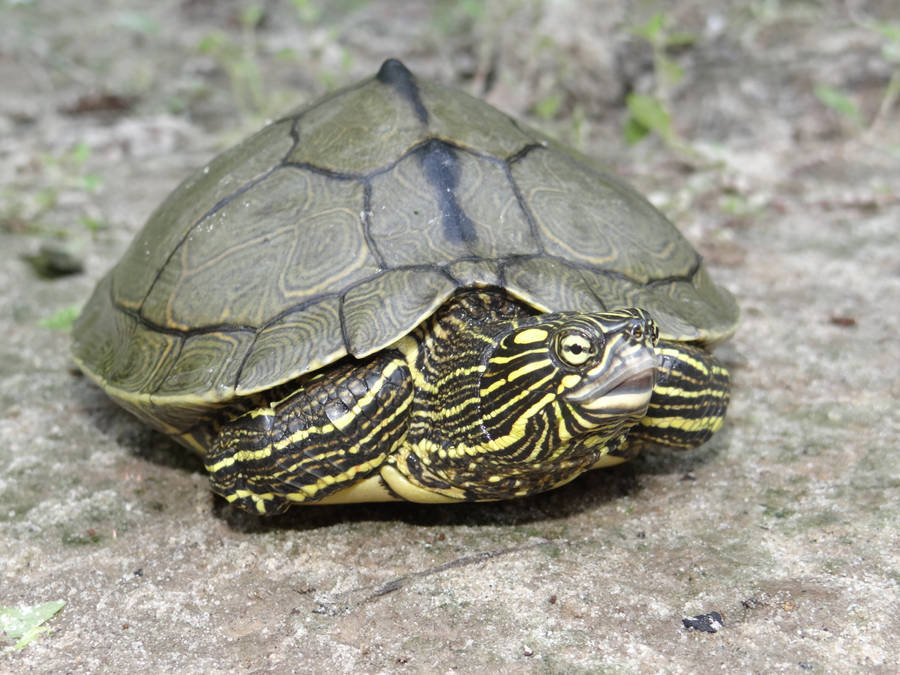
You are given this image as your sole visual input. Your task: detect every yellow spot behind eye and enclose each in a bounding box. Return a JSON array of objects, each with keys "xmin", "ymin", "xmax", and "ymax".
[
  {"xmin": 559, "ymin": 374, "xmax": 582, "ymax": 391},
  {"xmin": 514, "ymin": 328, "xmax": 549, "ymax": 344}
]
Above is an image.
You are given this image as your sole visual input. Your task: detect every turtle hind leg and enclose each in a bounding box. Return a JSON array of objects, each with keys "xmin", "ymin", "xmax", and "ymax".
[
  {"xmin": 631, "ymin": 340, "xmax": 731, "ymax": 451},
  {"xmin": 204, "ymin": 352, "xmax": 413, "ymax": 514}
]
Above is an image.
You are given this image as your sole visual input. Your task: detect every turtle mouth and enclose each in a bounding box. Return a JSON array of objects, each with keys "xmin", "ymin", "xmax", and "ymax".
[
  {"xmin": 565, "ymin": 352, "xmax": 658, "ymax": 407},
  {"xmin": 605, "ymin": 369, "xmax": 656, "ymax": 398}
]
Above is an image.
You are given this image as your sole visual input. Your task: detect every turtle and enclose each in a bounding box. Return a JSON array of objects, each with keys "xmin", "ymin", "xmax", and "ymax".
[{"xmin": 72, "ymin": 59, "xmax": 738, "ymax": 514}]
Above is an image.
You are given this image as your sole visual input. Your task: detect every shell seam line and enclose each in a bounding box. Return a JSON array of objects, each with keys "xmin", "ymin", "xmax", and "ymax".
[{"xmin": 113, "ymin": 255, "xmax": 696, "ymax": 340}]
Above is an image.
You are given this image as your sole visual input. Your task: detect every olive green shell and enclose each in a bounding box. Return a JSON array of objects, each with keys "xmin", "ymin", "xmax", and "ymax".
[{"xmin": 72, "ymin": 59, "xmax": 737, "ymax": 437}]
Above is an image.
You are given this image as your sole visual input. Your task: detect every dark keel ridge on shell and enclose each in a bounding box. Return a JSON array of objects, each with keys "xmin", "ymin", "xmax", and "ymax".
[
  {"xmin": 418, "ymin": 140, "xmax": 478, "ymax": 244},
  {"xmin": 376, "ymin": 58, "xmax": 428, "ymax": 124}
]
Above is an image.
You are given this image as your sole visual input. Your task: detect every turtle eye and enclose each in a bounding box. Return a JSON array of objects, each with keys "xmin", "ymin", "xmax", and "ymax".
[
  {"xmin": 629, "ymin": 318, "xmax": 658, "ymax": 344},
  {"xmin": 554, "ymin": 329, "xmax": 597, "ymax": 367}
]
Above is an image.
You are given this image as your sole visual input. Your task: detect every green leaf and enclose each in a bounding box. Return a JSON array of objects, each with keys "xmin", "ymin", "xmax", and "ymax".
[
  {"xmin": 867, "ymin": 21, "xmax": 900, "ymax": 43},
  {"xmin": 39, "ymin": 305, "xmax": 80, "ymax": 332},
  {"xmin": 34, "ymin": 187, "xmax": 58, "ymax": 211},
  {"xmin": 533, "ymin": 94, "xmax": 561, "ymax": 120},
  {"xmin": 241, "ymin": 5, "xmax": 264, "ymax": 29},
  {"xmin": 814, "ymin": 85, "xmax": 862, "ymax": 125},
  {"xmin": 79, "ymin": 215, "xmax": 108, "ymax": 232},
  {"xmin": 70, "ymin": 142, "xmax": 92, "ymax": 166},
  {"xmin": 166, "ymin": 94, "xmax": 186, "ymax": 114},
  {"xmin": 632, "ymin": 12, "xmax": 665, "ymax": 42},
  {"xmin": 623, "ymin": 115, "xmax": 650, "ymax": 144},
  {"xmin": 275, "ymin": 47, "xmax": 299, "ymax": 62},
  {"xmin": 0, "ymin": 601, "xmax": 65, "ymax": 650},
  {"xmin": 625, "ymin": 93, "xmax": 673, "ymax": 140},
  {"xmin": 197, "ymin": 32, "xmax": 226, "ymax": 54},
  {"xmin": 290, "ymin": 0, "xmax": 322, "ymax": 24},
  {"xmin": 460, "ymin": 0, "xmax": 486, "ymax": 20},
  {"xmin": 658, "ymin": 57, "xmax": 685, "ymax": 85},
  {"xmin": 80, "ymin": 174, "xmax": 103, "ymax": 193}
]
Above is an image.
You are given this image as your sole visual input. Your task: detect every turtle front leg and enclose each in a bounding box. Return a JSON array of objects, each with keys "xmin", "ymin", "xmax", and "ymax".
[
  {"xmin": 204, "ymin": 352, "xmax": 413, "ymax": 514},
  {"xmin": 625, "ymin": 340, "xmax": 731, "ymax": 453}
]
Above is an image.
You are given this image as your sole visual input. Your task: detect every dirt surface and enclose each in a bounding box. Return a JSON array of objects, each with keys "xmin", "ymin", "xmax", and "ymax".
[{"xmin": 1, "ymin": 1, "xmax": 898, "ymax": 672}]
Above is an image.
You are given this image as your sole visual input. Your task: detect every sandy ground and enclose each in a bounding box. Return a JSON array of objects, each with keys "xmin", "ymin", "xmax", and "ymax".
[{"xmin": 1, "ymin": 1, "xmax": 898, "ymax": 672}]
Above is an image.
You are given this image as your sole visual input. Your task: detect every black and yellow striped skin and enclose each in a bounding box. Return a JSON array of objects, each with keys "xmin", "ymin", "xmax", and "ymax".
[
  {"xmin": 634, "ymin": 342, "xmax": 730, "ymax": 450},
  {"xmin": 201, "ymin": 353, "xmax": 413, "ymax": 512},
  {"xmin": 202, "ymin": 291, "xmax": 729, "ymax": 514}
]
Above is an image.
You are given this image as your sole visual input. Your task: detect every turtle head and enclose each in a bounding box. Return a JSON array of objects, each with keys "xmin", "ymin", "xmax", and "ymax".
[{"xmin": 479, "ymin": 308, "xmax": 659, "ymax": 449}]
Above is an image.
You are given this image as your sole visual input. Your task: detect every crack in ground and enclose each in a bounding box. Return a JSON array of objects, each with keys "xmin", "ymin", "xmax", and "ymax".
[{"xmin": 311, "ymin": 537, "xmax": 564, "ymax": 616}]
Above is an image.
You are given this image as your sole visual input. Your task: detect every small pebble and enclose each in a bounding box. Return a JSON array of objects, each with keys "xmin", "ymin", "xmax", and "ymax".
[
  {"xmin": 25, "ymin": 241, "xmax": 84, "ymax": 277},
  {"xmin": 682, "ymin": 611, "xmax": 724, "ymax": 633}
]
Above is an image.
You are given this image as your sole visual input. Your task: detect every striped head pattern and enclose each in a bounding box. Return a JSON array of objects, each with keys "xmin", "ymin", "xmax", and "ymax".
[{"xmin": 478, "ymin": 308, "xmax": 660, "ymax": 464}]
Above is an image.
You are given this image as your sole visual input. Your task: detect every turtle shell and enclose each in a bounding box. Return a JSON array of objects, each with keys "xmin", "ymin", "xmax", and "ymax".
[{"xmin": 72, "ymin": 59, "xmax": 737, "ymax": 438}]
